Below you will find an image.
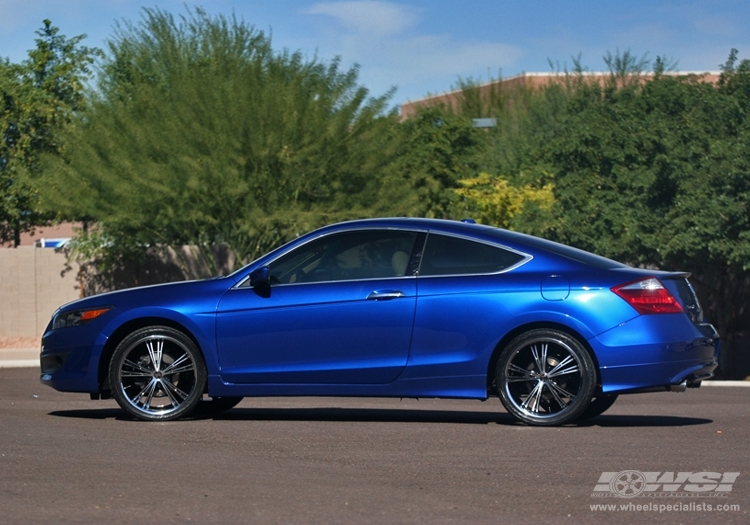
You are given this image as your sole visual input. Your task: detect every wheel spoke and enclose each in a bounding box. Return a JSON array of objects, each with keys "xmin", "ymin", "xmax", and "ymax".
[
  {"xmin": 507, "ymin": 363, "xmax": 536, "ymax": 382},
  {"xmin": 158, "ymin": 379, "xmax": 181, "ymax": 408},
  {"xmin": 162, "ymin": 353, "xmax": 192, "ymax": 375},
  {"xmin": 546, "ymin": 382, "xmax": 570, "ymax": 408},
  {"xmin": 146, "ymin": 339, "xmax": 164, "ymax": 372},
  {"xmin": 530, "ymin": 344, "xmax": 548, "ymax": 374},
  {"xmin": 547, "ymin": 355, "xmax": 578, "ymax": 378},
  {"xmin": 120, "ymin": 359, "xmax": 153, "ymax": 377},
  {"xmin": 130, "ymin": 378, "xmax": 158, "ymax": 407},
  {"xmin": 164, "ymin": 363, "xmax": 194, "ymax": 376},
  {"xmin": 142, "ymin": 380, "xmax": 158, "ymax": 410},
  {"xmin": 521, "ymin": 380, "xmax": 544, "ymax": 413},
  {"xmin": 547, "ymin": 380, "xmax": 576, "ymax": 401},
  {"xmin": 120, "ymin": 370, "xmax": 153, "ymax": 379},
  {"xmin": 161, "ymin": 377, "xmax": 190, "ymax": 403}
]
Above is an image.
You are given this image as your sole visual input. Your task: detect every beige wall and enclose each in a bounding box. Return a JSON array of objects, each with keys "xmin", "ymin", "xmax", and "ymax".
[
  {"xmin": 0, "ymin": 247, "xmax": 81, "ymax": 338},
  {"xmin": 0, "ymin": 244, "xmax": 234, "ymax": 339}
]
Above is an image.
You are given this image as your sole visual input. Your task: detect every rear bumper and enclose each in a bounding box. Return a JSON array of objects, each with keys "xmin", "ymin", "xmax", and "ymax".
[{"xmin": 589, "ymin": 315, "xmax": 719, "ymax": 394}]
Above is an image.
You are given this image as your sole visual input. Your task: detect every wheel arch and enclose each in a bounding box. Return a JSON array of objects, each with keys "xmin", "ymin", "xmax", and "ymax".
[
  {"xmin": 485, "ymin": 321, "xmax": 602, "ymax": 397},
  {"xmin": 98, "ymin": 317, "xmax": 203, "ymax": 393}
]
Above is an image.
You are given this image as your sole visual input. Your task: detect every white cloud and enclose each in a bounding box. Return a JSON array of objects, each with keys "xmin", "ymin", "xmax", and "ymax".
[
  {"xmin": 376, "ymin": 34, "xmax": 521, "ymax": 83},
  {"xmin": 302, "ymin": 1, "xmax": 522, "ymax": 101},
  {"xmin": 305, "ymin": 0, "xmax": 418, "ymax": 37}
]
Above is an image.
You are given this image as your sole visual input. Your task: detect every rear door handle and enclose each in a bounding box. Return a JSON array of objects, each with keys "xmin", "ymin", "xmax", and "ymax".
[{"xmin": 366, "ymin": 290, "xmax": 406, "ymax": 300}]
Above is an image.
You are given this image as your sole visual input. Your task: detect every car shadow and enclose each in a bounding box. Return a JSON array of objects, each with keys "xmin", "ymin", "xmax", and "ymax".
[
  {"xmin": 48, "ymin": 407, "xmax": 713, "ymax": 427},
  {"xmin": 575, "ymin": 414, "xmax": 713, "ymax": 427}
]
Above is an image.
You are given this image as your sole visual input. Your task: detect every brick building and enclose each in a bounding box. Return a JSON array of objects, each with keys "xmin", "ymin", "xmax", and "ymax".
[{"xmin": 400, "ymin": 71, "xmax": 721, "ymax": 120}]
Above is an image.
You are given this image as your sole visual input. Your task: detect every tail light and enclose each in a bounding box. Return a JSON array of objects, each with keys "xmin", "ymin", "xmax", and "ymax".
[{"xmin": 611, "ymin": 278, "xmax": 683, "ymax": 314}]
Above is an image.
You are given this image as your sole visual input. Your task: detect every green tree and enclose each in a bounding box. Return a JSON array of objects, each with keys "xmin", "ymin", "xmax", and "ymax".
[
  {"xmin": 0, "ymin": 20, "xmax": 98, "ymax": 245},
  {"xmin": 41, "ymin": 7, "xmax": 395, "ymax": 277},
  {"xmin": 530, "ymin": 53, "xmax": 750, "ymax": 378},
  {"xmin": 454, "ymin": 172, "xmax": 555, "ymax": 228},
  {"xmin": 447, "ymin": 50, "xmax": 750, "ymax": 377},
  {"xmin": 377, "ymin": 106, "xmax": 480, "ymax": 218}
]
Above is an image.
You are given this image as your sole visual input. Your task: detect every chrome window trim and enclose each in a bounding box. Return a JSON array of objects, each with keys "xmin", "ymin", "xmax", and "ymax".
[
  {"xmin": 233, "ymin": 227, "xmax": 533, "ymax": 289},
  {"xmin": 416, "ymin": 231, "xmax": 533, "ymax": 278}
]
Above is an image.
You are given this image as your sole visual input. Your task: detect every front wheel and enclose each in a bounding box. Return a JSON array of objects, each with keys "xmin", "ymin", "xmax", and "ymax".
[
  {"xmin": 496, "ymin": 329, "xmax": 596, "ymax": 426},
  {"xmin": 109, "ymin": 326, "xmax": 207, "ymax": 421}
]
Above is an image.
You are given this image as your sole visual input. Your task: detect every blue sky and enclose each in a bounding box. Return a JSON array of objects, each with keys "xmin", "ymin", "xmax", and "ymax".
[{"xmin": 1, "ymin": 0, "xmax": 748, "ymax": 107}]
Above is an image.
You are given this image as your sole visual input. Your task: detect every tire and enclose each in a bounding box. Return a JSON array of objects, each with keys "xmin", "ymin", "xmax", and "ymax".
[
  {"xmin": 496, "ymin": 329, "xmax": 596, "ymax": 426},
  {"xmin": 109, "ymin": 326, "xmax": 207, "ymax": 421},
  {"xmin": 577, "ymin": 394, "xmax": 618, "ymax": 421},
  {"xmin": 193, "ymin": 396, "xmax": 244, "ymax": 418}
]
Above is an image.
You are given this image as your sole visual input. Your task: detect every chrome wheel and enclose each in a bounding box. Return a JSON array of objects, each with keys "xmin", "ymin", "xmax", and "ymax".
[
  {"xmin": 497, "ymin": 329, "xmax": 595, "ymax": 426},
  {"xmin": 110, "ymin": 326, "xmax": 206, "ymax": 421}
]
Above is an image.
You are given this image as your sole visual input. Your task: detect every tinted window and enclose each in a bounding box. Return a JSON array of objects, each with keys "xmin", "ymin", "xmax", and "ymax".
[
  {"xmin": 419, "ymin": 234, "xmax": 525, "ymax": 276},
  {"xmin": 484, "ymin": 229, "xmax": 628, "ymax": 269},
  {"xmin": 268, "ymin": 230, "xmax": 419, "ymax": 284}
]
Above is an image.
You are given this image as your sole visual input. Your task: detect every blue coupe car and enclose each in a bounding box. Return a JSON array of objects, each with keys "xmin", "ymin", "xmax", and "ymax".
[{"xmin": 40, "ymin": 218, "xmax": 718, "ymax": 425}]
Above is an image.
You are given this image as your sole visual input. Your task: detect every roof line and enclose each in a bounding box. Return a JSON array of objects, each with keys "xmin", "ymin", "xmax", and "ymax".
[{"xmin": 402, "ymin": 70, "xmax": 723, "ymax": 105}]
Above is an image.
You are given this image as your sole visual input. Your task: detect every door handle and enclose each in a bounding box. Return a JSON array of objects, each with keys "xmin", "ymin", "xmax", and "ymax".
[{"xmin": 366, "ymin": 290, "xmax": 406, "ymax": 300}]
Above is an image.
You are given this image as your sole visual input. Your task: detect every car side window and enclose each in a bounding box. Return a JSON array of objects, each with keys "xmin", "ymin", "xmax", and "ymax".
[
  {"xmin": 419, "ymin": 233, "xmax": 525, "ymax": 276},
  {"xmin": 268, "ymin": 230, "xmax": 419, "ymax": 284}
]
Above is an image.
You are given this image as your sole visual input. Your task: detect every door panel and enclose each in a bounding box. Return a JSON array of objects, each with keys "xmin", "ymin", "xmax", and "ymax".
[{"xmin": 216, "ymin": 278, "xmax": 417, "ymax": 384}]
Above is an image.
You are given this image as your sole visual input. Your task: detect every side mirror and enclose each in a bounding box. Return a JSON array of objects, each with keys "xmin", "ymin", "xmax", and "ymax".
[{"xmin": 249, "ymin": 266, "xmax": 271, "ymax": 297}]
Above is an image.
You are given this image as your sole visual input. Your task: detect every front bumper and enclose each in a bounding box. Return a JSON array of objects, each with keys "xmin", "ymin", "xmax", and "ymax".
[{"xmin": 39, "ymin": 326, "xmax": 108, "ymax": 393}]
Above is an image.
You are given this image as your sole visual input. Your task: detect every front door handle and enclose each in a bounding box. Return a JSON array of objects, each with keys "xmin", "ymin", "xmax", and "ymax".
[{"xmin": 366, "ymin": 290, "xmax": 406, "ymax": 300}]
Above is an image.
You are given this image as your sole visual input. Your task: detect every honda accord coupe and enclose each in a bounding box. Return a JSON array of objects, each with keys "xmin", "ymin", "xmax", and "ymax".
[{"xmin": 40, "ymin": 218, "xmax": 719, "ymax": 425}]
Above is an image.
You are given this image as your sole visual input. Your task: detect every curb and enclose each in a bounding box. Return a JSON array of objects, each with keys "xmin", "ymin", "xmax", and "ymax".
[
  {"xmin": 0, "ymin": 348, "xmax": 38, "ymax": 369},
  {"xmin": 0, "ymin": 348, "xmax": 41, "ymax": 368},
  {"xmin": 702, "ymin": 380, "xmax": 750, "ymax": 387},
  {"xmin": 0, "ymin": 360, "xmax": 38, "ymax": 369}
]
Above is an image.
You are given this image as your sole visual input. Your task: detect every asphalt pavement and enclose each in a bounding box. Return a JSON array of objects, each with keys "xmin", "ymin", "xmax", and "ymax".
[{"xmin": 1, "ymin": 364, "xmax": 748, "ymax": 524}]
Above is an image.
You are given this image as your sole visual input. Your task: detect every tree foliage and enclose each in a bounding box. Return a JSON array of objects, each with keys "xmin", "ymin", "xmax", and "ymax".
[
  {"xmin": 376, "ymin": 107, "xmax": 480, "ymax": 218},
  {"xmin": 444, "ymin": 51, "xmax": 750, "ymax": 376},
  {"xmin": 41, "ymin": 7, "xmax": 396, "ymax": 275},
  {"xmin": 454, "ymin": 172, "xmax": 554, "ymax": 228},
  {"xmin": 7, "ymin": 12, "xmax": 747, "ymax": 378},
  {"xmin": 0, "ymin": 20, "xmax": 98, "ymax": 245},
  {"xmin": 515, "ymin": 53, "xmax": 750, "ymax": 376}
]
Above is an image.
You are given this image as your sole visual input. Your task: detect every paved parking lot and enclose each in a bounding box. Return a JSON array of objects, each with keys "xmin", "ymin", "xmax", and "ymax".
[{"xmin": 0, "ymin": 366, "xmax": 747, "ymax": 524}]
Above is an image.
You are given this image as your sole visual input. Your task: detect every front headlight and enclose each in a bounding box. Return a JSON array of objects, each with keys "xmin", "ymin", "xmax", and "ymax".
[{"xmin": 52, "ymin": 307, "xmax": 112, "ymax": 329}]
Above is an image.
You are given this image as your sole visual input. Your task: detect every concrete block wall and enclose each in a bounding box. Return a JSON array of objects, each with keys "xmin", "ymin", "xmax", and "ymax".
[{"xmin": 0, "ymin": 247, "xmax": 80, "ymax": 338}]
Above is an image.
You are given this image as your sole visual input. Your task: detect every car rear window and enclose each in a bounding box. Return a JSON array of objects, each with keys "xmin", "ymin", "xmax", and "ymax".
[
  {"xmin": 484, "ymin": 229, "xmax": 628, "ymax": 269},
  {"xmin": 419, "ymin": 234, "xmax": 526, "ymax": 276}
]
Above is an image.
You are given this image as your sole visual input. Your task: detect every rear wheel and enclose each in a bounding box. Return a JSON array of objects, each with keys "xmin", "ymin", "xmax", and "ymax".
[
  {"xmin": 109, "ymin": 326, "xmax": 206, "ymax": 421},
  {"xmin": 496, "ymin": 329, "xmax": 596, "ymax": 426}
]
